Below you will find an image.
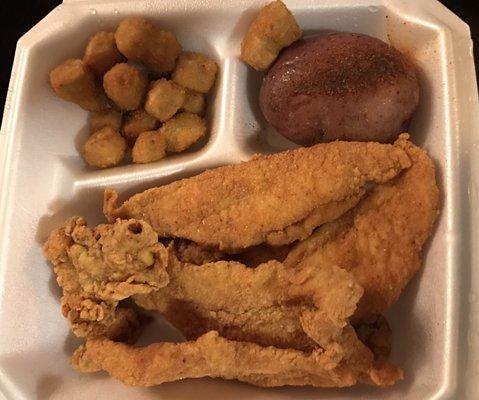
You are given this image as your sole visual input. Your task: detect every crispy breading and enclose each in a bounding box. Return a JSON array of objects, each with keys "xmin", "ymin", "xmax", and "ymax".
[
  {"xmin": 82, "ymin": 126, "xmax": 127, "ymax": 169},
  {"xmin": 104, "ymin": 139, "xmax": 411, "ymax": 251},
  {"xmin": 122, "ymin": 109, "xmax": 160, "ymax": 145},
  {"xmin": 241, "ymin": 0, "xmax": 302, "ymax": 70},
  {"xmin": 132, "ymin": 130, "xmax": 167, "ymax": 164},
  {"xmin": 170, "ymin": 240, "xmax": 225, "ymax": 265},
  {"xmin": 172, "ymin": 52, "xmax": 218, "ymax": 94},
  {"xmin": 285, "ymin": 134, "xmax": 439, "ymax": 316},
  {"xmin": 72, "ymin": 327, "xmax": 402, "ymax": 388},
  {"xmin": 43, "ymin": 135, "xmax": 437, "ymax": 390},
  {"xmin": 89, "ymin": 108, "xmax": 123, "ymax": 134},
  {"xmin": 83, "ymin": 31, "xmax": 125, "ymax": 77},
  {"xmin": 134, "ymin": 254, "xmax": 363, "ymax": 351},
  {"xmin": 43, "ymin": 217, "xmax": 169, "ymax": 338},
  {"xmin": 49, "ymin": 58, "xmax": 107, "ymax": 111},
  {"xmin": 160, "ymin": 112, "xmax": 207, "ymax": 153},
  {"xmin": 74, "ymin": 260, "xmax": 401, "ymax": 387},
  {"xmin": 181, "ymin": 90, "xmax": 206, "ymax": 115},
  {"xmin": 266, "ymin": 191, "xmax": 364, "ymax": 246},
  {"xmin": 144, "ymin": 79, "xmax": 186, "ymax": 122},
  {"xmin": 115, "ymin": 17, "xmax": 181, "ymax": 74}
]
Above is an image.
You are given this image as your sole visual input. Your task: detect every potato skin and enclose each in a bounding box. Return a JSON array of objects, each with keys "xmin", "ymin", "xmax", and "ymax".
[{"xmin": 260, "ymin": 32, "xmax": 420, "ymax": 145}]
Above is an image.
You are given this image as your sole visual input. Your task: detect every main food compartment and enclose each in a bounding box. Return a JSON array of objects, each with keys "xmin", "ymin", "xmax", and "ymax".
[{"xmin": 0, "ymin": 0, "xmax": 477, "ymax": 399}]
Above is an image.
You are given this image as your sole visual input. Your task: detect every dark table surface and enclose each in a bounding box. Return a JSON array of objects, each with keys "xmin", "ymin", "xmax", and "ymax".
[{"xmin": 0, "ymin": 0, "xmax": 477, "ymax": 122}]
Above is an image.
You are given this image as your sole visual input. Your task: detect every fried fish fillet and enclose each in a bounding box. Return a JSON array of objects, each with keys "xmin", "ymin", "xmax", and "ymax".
[
  {"xmin": 170, "ymin": 239, "xmax": 226, "ymax": 265},
  {"xmin": 285, "ymin": 134, "xmax": 439, "ymax": 316},
  {"xmin": 135, "ymin": 135, "xmax": 438, "ymax": 347},
  {"xmin": 43, "ymin": 217, "xmax": 169, "ymax": 338},
  {"xmin": 134, "ymin": 252, "xmax": 363, "ymax": 352},
  {"xmin": 74, "ymin": 261, "xmax": 402, "ymax": 388},
  {"xmin": 104, "ymin": 139, "xmax": 411, "ymax": 251},
  {"xmin": 72, "ymin": 326, "xmax": 402, "ymax": 388},
  {"xmin": 171, "ymin": 238, "xmax": 290, "ymax": 267}
]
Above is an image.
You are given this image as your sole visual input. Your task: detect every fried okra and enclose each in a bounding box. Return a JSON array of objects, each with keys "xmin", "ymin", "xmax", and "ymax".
[
  {"xmin": 50, "ymin": 58, "xmax": 107, "ymax": 111},
  {"xmin": 132, "ymin": 130, "xmax": 167, "ymax": 164},
  {"xmin": 83, "ymin": 31, "xmax": 125, "ymax": 77},
  {"xmin": 172, "ymin": 52, "xmax": 217, "ymax": 93},
  {"xmin": 82, "ymin": 127, "xmax": 127, "ymax": 168},
  {"xmin": 122, "ymin": 109, "xmax": 160, "ymax": 144},
  {"xmin": 160, "ymin": 112, "xmax": 207, "ymax": 153},
  {"xmin": 240, "ymin": 0, "xmax": 301, "ymax": 71},
  {"xmin": 181, "ymin": 90, "xmax": 206, "ymax": 115},
  {"xmin": 90, "ymin": 108, "xmax": 123, "ymax": 133},
  {"xmin": 145, "ymin": 79, "xmax": 186, "ymax": 122},
  {"xmin": 115, "ymin": 17, "xmax": 181, "ymax": 74},
  {"xmin": 103, "ymin": 63, "xmax": 148, "ymax": 110}
]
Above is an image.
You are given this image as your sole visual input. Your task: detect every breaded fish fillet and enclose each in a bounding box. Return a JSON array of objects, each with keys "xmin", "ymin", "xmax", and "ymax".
[
  {"xmin": 134, "ymin": 255, "xmax": 363, "ymax": 352},
  {"xmin": 72, "ymin": 327, "xmax": 402, "ymax": 388},
  {"xmin": 74, "ymin": 261, "xmax": 402, "ymax": 388},
  {"xmin": 135, "ymin": 135, "xmax": 438, "ymax": 346},
  {"xmin": 104, "ymin": 139, "xmax": 411, "ymax": 251},
  {"xmin": 43, "ymin": 217, "xmax": 169, "ymax": 339},
  {"xmin": 285, "ymin": 134, "xmax": 439, "ymax": 316}
]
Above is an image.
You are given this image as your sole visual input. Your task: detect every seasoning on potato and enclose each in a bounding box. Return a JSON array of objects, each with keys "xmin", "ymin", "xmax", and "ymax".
[
  {"xmin": 103, "ymin": 63, "xmax": 148, "ymax": 111},
  {"xmin": 160, "ymin": 112, "xmax": 207, "ymax": 153},
  {"xmin": 89, "ymin": 108, "xmax": 123, "ymax": 133},
  {"xmin": 83, "ymin": 31, "xmax": 125, "ymax": 77},
  {"xmin": 115, "ymin": 17, "xmax": 182, "ymax": 74},
  {"xmin": 82, "ymin": 126, "xmax": 127, "ymax": 168},
  {"xmin": 241, "ymin": 0, "xmax": 302, "ymax": 71},
  {"xmin": 260, "ymin": 32, "xmax": 420, "ymax": 145},
  {"xmin": 181, "ymin": 90, "xmax": 206, "ymax": 115},
  {"xmin": 122, "ymin": 109, "xmax": 160, "ymax": 144},
  {"xmin": 132, "ymin": 130, "xmax": 167, "ymax": 164},
  {"xmin": 49, "ymin": 58, "xmax": 107, "ymax": 111},
  {"xmin": 172, "ymin": 52, "xmax": 218, "ymax": 94},
  {"xmin": 145, "ymin": 79, "xmax": 186, "ymax": 122}
]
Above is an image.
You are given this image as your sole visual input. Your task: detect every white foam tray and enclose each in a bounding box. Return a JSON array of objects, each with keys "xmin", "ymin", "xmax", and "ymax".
[{"xmin": 0, "ymin": 0, "xmax": 478, "ymax": 399}]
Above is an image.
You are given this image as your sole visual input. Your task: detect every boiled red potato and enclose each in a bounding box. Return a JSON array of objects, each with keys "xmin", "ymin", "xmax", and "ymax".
[{"xmin": 260, "ymin": 32, "xmax": 420, "ymax": 145}]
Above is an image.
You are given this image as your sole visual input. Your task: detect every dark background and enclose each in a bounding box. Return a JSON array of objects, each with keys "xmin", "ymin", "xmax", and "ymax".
[{"xmin": 0, "ymin": 0, "xmax": 478, "ymax": 123}]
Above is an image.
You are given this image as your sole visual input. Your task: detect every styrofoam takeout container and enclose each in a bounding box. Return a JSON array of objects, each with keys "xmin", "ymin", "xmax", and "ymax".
[{"xmin": 0, "ymin": 0, "xmax": 478, "ymax": 398}]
